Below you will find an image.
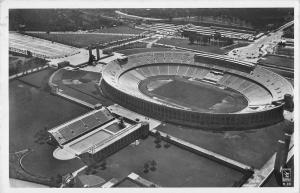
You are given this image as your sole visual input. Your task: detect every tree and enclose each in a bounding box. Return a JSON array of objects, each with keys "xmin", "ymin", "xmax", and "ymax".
[
  {"xmin": 213, "ymin": 31, "xmax": 222, "ymax": 40},
  {"xmin": 150, "ymin": 160, "xmax": 157, "ymax": 166},
  {"xmin": 88, "ymin": 54, "xmax": 96, "ymax": 65},
  {"xmin": 155, "ymin": 143, "xmax": 162, "ymax": 148},
  {"xmin": 143, "ymin": 163, "xmax": 149, "ymax": 173},
  {"xmin": 154, "ymin": 132, "xmax": 162, "ymax": 144},
  {"xmin": 189, "ymin": 36, "xmax": 195, "ymax": 44}
]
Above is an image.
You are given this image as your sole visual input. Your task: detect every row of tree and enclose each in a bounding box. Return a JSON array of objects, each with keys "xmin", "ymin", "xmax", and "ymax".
[
  {"xmin": 182, "ymin": 31, "xmax": 233, "ymax": 46},
  {"xmin": 10, "ymin": 9, "xmax": 123, "ymax": 32},
  {"xmin": 122, "ymin": 8, "xmax": 293, "ymax": 31}
]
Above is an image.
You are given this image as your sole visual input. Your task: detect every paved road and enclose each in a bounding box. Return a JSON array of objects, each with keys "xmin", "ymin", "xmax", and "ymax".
[
  {"xmin": 227, "ymin": 21, "xmax": 294, "ymax": 63},
  {"xmin": 115, "ymin": 10, "xmax": 165, "ymax": 21},
  {"xmin": 25, "ymin": 31, "xmax": 138, "ymax": 36}
]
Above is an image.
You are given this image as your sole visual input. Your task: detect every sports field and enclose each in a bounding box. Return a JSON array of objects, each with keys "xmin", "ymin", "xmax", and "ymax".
[
  {"xmin": 51, "ymin": 69, "xmax": 114, "ymax": 106},
  {"xmin": 27, "ymin": 33, "xmax": 132, "ymax": 48},
  {"xmin": 89, "ymin": 136, "xmax": 244, "ymax": 187},
  {"xmin": 142, "ymin": 77, "xmax": 248, "ymax": 113}
]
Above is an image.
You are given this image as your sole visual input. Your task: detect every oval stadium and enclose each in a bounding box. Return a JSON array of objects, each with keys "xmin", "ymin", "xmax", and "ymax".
[{"xmin": 101, "ymin": 51, "xmax": 293, "ymax": 130}]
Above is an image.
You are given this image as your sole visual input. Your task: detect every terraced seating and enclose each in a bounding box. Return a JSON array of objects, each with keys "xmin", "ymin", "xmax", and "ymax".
[
  {"xmin": 49, "ymin": 110, "xmax": 114, "ymax": 145},
  {"xmin": 164, "ymin": 52, "xmax": 173, "ymax": 63},
  {"xmin": 185, "ymin": 66, "xmax": 197, "ymax": 77},
  {"xmin": 135, "ymin": 68, "xmax": 152, "ymax": 78},
  {"xmin": 236, "ymin": 79, "xmax": 252, "ymax": 92},
  {"xmin": 204, "ymin": 72, "xmax": 223, "ymax": 82},
  {"xmin": 193, "ymin": 68, "xmax": 210, "ymax": 79},
  {"xmin": 128, "ymin": 70, "xmax": 147, "ymax": 81},
  {"xmin": 139, "ymin": 66, "xmax": 153, "ymax": 77},
  {"xmin": 246, "ymin": 86, "xmax": 272, "ymax": 106},
  {"xmin": 148, "ymin": 66, "xmax": 159, "ymax": 76},
  {"xmin": 217, "ymin": 74, "xmax": 232, "ymax": 85},
  {"xmin": 181, "ymin": 53, "xmax": 190, "ymax": 64},
  {"xmin": 168, "ymin": 65, "xmax": 178, "ymax": 75},
  {"xmin": 159, "ymin": 65, "xmax": 168, "ymax": 75},
  {"xmin": 118, "ymin": 73, "xmax": 141, "ymax": 91},
  {"xmin": 154, "ymin": 52, "xmax": 165, "ymax": 63},
  {"xmin": 143, "ymin": 53, "xmax": 155, "ymax": 64},
  {"xmin": 177, "ymin": 66, "xmax": 190, "ymax": 76},
  {"xmin": 249, "ymin": 67, "xmax": 293, "ymax": 101},
  {"xmin": 106, "ymin": 52, "xmax": 293, "ymax": 112},
  {"xmin": 217, "ymin": 74, "xmax": 273, "ymax": 105},
  {"xmin": 172, "ymin": 53, "xmax": 183, "ymax": 63}
]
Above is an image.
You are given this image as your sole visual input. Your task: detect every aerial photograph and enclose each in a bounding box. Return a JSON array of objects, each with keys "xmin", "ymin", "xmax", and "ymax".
[{"xmin": 5, "ymin": 6, "xmax": 296, "ymax": 189}]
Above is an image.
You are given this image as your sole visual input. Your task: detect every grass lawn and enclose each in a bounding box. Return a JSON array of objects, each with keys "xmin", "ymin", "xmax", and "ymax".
[
  {"xmin": 89, "ymin": 136, "xmax": 244, "ymax": 187},
  {"xmin": 94, "ymin": 26, "xmax": 145, "ymax": 34},
  {"xmin": 258, "ymin": 65, "xmax": 294, "ymax": 80},
  {"xmin": 157, "ymin": 38, "xmax": 228, "ymax": 54},
  {"xmin": 157, "ymin": 121, "xmax": 287, "ymax": 169},
  {"xmin": 147, "ymin": 78, "xmax": 247, "ymax": 113},
  {"xmin": 9, "ymin": 79, "xmax": 89, "ymax": 152},
  {"xmin": 52, "ymin": 69, "xmax": 114, "ymax": 106},
  {"xmin": 259, "ymin": 55, "xmax": 294, "ymax": 69},
  {"xmin": 18, "ymin": 68, "xmax": 55, "ymax": 89},
  {"xmin": 116, "ymin": 47, "xmax": 172, "ymax": 55},
  {"xmin": 27, "ymin": 33, "xmax": 131, "ymax": 48},
  {"xmin": 276, "ymin": 46, "xmax": 294, "ymax": 57},
  {"xmin": 9, "ymin": 76, "xmax": 89, "ymax": 180}
]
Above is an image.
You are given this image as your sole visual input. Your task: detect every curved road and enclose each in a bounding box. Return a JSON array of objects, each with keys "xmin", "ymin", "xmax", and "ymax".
[{"xmin": 227, "ymin": 20, "xmax": 294, "ymax": 63}]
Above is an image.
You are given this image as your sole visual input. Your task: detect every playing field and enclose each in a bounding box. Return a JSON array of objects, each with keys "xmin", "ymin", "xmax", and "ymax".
[
  {"xmin": 142, "ymin": 77, "xmax": 248, "ymax": 113},
  {"xmin": 51, "ymin": 69, "xmax": 114, "ymax": 106}
]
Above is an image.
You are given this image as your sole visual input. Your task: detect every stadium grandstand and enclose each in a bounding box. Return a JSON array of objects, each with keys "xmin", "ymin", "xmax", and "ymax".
[
  {"xmin": 101, "ymin": 51, "xmax": 293, "ymax": 130},
  {"xmin": 48, "ymin": 107, "xmax": 150, "ymax": 163},
  {"xmin": 48, "ymin": 108, "xmax": 114, "ymax": 146}
]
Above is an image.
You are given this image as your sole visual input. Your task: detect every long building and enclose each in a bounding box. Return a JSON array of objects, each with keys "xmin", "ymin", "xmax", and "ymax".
[{"xmin": 48, "ymin": 107, "xmax": 150, "ymax": 163}]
